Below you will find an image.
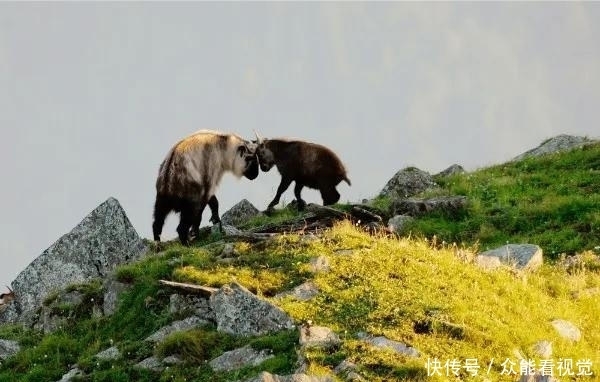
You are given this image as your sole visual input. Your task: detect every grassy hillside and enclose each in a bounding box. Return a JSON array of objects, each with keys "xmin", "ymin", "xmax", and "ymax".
[
  {"xmin": 1, "ymin": 143, "xmax": 599, "ymax": 381},
  {"xmin": 375, "ymin": 142, "xmax": 600, "ymax": 258}
]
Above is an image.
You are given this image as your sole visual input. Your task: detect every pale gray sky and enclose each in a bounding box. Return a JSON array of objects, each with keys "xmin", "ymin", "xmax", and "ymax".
[{"xmin": 1, "ymin": 3, "xmax": 599, "ymax": 286}]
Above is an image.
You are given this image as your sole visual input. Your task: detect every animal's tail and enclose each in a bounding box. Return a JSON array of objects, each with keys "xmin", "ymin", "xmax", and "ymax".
[{"xmin": 344, "ymin": 176, "xmax": 352, "ymax": 186}]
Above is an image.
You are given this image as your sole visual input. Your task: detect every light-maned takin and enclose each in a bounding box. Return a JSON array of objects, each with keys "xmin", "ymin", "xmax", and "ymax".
[
  {"xmin": 254, "ymin": 132, "xmax": 351, "ymax": 214},
  {"xmin": 153, "ymin": 130, "xmax": 259, "ymax": 245}
]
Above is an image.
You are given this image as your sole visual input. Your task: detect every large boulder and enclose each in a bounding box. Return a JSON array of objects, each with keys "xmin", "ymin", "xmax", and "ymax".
[
  {"xmin": 379, "ymin": 167, "xmax": 438, "ymax": 200},
  {"xmin": 3, "ymin": 197, "xmax": 147, "ymax": 325},
  {"xmin": 210, "ymin": 282, "xmax": 295, "ymax": 336},
  {"xmin": 221, "ymin": 199, "xmax": 260, "ymax": 227},
  {"xmin": 512, "ymin": 134, "xmax": 597, "ymax": 161},
  {"xmin": 476, "ymin": 244, "xmax": 543, "ymax": 271}
]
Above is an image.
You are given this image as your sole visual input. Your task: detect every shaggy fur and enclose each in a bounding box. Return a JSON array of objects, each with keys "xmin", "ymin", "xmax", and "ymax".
[
  {"xmin": 255, "ymin": 137, "xmax": 351, "ymax": 213},
  {"xmin": 153, "ymin": 130, "xmax": 258, "ymax": 245}
]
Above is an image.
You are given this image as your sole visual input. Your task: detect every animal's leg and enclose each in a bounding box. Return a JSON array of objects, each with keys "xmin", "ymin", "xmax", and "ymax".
[
  {"xmin": 177, "ymin": 199, "xmax": 198, "ymax": 246},
  {"xmin": 189, "ymin": 200, "xmax": 207, "ymax": 241},
  {"xmin": 207, "ymin": 195, "xmax": 223, "ymax": 232},
  {"xmin": 267, "ymin": 176, "xmax": 293, "ymax": 215},
  {"xmin": 152, "ymin": 194, "xmax": 171, "ymax": 242},
  {"xmin": 320, "ymin": 186, "xmax": 340, "ymax": 206},
  {"xmin": 294, "ymin": 182, "xmax": 306, "ymax": 211}
]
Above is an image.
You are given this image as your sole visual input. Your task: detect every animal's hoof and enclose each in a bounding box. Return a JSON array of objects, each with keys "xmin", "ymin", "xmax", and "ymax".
[
  {"xmin": 296, "ymin": 200, "xmax": 307, "ymax": 211},
  {"xmin": 210, "ymin": 216, "xmax": 221, "ymax": 225},
  {"xmin": 264, "ymin": 208, "xmax": 274, "ymax": 216}
]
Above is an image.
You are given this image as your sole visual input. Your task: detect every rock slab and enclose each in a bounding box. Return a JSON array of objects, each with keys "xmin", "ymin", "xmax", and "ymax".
[
  {"xmin": 209, "ymin": 345, "xmax": 274, "ymax": 372},
  {"xmin": 5, "ymin": 197, "xmax": 147, "ymax": 325},
  {"xmin": 210, "ymin": 282, "xmax": 295, "ymax": 336},
  {"xmin": 477, "ymin": 244, "xmax": 543, "ymax": 271}
]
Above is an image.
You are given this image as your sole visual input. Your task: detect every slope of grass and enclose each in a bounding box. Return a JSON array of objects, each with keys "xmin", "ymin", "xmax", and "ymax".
[{"xmin": 387, "ymin": 142, "xmax": 600, "ymax": 258}]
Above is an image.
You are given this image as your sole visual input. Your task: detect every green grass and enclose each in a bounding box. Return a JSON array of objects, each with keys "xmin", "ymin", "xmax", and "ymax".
[
  {"xmin": 385, "ymin": 142, "xmax": 600, "ymax": 258},
  {"xmin": 1, "ymin": 143, "xmax": 600, "ymax": 381}
]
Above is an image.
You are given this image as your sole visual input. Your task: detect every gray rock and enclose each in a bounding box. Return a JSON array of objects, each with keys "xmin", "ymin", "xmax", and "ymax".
[
  {"xmin": 533, "ymin": 341, "xmax": 552, "ymax": 358},
  {"xmin": 435, "ymin": 164, "xmax": 465, "ymax": 178},
  {"xmin": 310, "ymin": 256, "xmax": 330, "ymax": 273},
  {"xmin": 209, "ymin": 345, "xmax": 274, "ymax": 372},
  {"xmin": 551, "ymin": 319, "xmax": 581, "ymax": 342},
  {"xmin": 513, "ymin": 134, "xmax": 597, "ymax": 161},
  {"xmin": 134, "ymin": 356, "xmax": 164, "ymax": 372},
  {"xmin": 145, "ymin": 315, "xmax": 210, "ymax": 343},
  {"xmin": 55, "ymin": 367, "xmax": 83, "ymax": 382},
  {"xmin": 168, "ymin": 294, "xmax": 214, "ymax": 322},
  {"xmin": 221, "ymin": 199, "xmax": 260, "ymax": 227},
  {"xmin": 0, "ymin": 303, "xmax": 19, "ymax": 323},
  {"xmin": 212, "ymin": 224, "xmax": 243, "ymax": 236},
  {"xmin": 210, "ymin": 282, "xmax": 295, "ymax": 336},
  {"xmin": 364, "ymin": 336, "xmax": 419, "ymax": 357},
  {"xmin": 95, "ymin": 346, "xmax": 120, "ymax": 360},
  {"xmin": 477, "ymin": 244, "xmax": 543, "ymax": 271},
  {"xmin": 391, "ymin": 196, "xmax": 467, "ymax": 217},
  {"xmin": 474, "ymin": 255, "xmax": 504, "ymax": 271},
  {"xmin": 387, "ymin": 215, "xmax": 414, "ymax": 234},
  {"xmin": 6, "ymin": 198, "xmax": 147, "ymax": 325},
  {"xmin": 275, "ymin": 282, "xmax": 319, "ymax": 302},
  {"xmin": 379, "ymin": 167, "xmax": 438, "ymax": 200},
  {"xmin": 0, "ymin": 339, "xmax": 20, "ymax": 360},
  {"xmin": 221, "ymin": 243, "xmax": 237, "ymax": 258},
  {"xmin": 162, "ymin": 355, "xmax": 183, "ymax": 365},
  {"xmin": 103, "ymin": 277, "xmax": 130, "ymax": 316},
  {"xmin": 334, "ymin": 359, "xmax": 365, "ymax": 381},
  {"xmin": 299, "ymin": 326, "xmax": 341, "ymax": 349}
]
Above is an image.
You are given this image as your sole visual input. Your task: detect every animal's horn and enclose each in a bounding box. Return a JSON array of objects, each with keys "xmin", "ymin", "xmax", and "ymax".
[
  {"xmin": 6, "ymin": 286, "xmax": 13, "ymax": 293},
  {"xmin": 254, "ymin": 130, "xmax": 263, "ymax": 144}
]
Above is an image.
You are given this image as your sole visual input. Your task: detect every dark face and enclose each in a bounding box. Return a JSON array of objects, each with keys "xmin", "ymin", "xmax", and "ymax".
[
  {"xmin": 243, "ymin": 154, "xmax": 259, "ymax": 180},
  {"xmin": 256, "ymin": 143, "xmax": 275, "ymax": 172}
]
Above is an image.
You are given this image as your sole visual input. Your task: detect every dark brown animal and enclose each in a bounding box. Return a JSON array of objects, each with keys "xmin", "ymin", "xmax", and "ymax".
[
  {"xmin": 0, "ymin": 286, "xmax": 14, "ymax": 305},
  {"xmin": 153, "ymin": 130, "xmax": 259, "ymax": 245},
  {"xmin": 254, "ymin": 132, "xmax": 351, "ymax": 214}
]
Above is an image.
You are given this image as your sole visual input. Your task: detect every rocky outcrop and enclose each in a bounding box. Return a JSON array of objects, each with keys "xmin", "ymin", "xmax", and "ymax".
[
  {"xmin": 476, "ymin": 244, "xmax": 543, "ymax": 271},
  {"xmin": 4, "ymin": 198, "xmax": 147, "ymax": 325},
  {"xmin": 210, "ymin": 282, "xmax": 295, "ymax": 336},
  {"xmin": 513, "ymin": 134, "xmax": 597, "ymax": 161},
  {"xmin": 390, "ymin": 196, "xmax": 467, "ymax": 217},
  {"xmin": 0, "ymin": 339, "xmax": 20, "ymax": 361},
  {"xmin": 221, "ymin": 199, "xmax": 260, "ymax": 227},
  {"xmin": 379, "ymin": 167, "xmax": 438, "ymax": 200},
  {"xmin": 209, "ymin": 345, "xmax": 274, "ymax": 372},
  {"xmin": 434, "ymin": 164, "xmax": 465, "ymax": 178}
]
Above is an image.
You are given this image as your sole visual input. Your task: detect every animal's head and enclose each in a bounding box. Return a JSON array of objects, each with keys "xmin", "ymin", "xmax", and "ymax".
[
  {"xmin": 236, "ymin": 142, "xmax": 259, "ymax": 180},
  {"xmin": 254, "ymin": 131, "xmax": 275, "ymax": 172}
]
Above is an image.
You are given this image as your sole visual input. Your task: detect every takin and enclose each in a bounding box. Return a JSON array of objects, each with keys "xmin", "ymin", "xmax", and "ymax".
[
  {"xmin": 153, "ymin": 130, "xmax": 259, "ymax": 245},
  {"xmin": 254, "ymin": 132, "xmax": 351, "ymax": 214}
]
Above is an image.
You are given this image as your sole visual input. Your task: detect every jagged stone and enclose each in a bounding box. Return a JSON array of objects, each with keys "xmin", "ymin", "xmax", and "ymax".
[
  {"xmin": 435, "ymin": 164, "xmax": 465, "ymax": 178},
  {"xmin": 209, "ymin": 345, "xmax": 274, "ymax": 372},
  {"xmin": 533, "ymin": 341, "xmax": 552, "ymax": 358},
  {"xmin": 134, "ymin": 356, "xmax": 164, "ymax": 372},
  {"xmin": 551, "ymin": 319, "xmax": 581, "ymax": 342},
  {"xmin": 309, "ymin": 256, "xmax": 330, "ymax": 273},
  {"xmin": 94, "ymin": 346, "xmax": 120, "ymax": 360},
  {"xmin": 0, "ymin": 339, "xmax": 20, "ymax": 360},
  {"xmin": 275, "ymin": 282, "xmax": 319, "ymax": 302},
  {"xmin": 363, "ymin": 335, "xmax": 419, "ymax": 357},
  {"xmin": 221, "ymin": 199, "xmax": 260, "ymax": 227},
  {"xmin": 145, "ymin": 316, "xmax": 211, "ymax": 343},
  {"xmin": 55, "ymin": 367, "xmax": 83, "ymax": 382},
  {"xmin": 210, "ymin": 282, "xmax": 295, "ymax": 336},
  {"xmin": 4, "ymin": 198, "xmax": 147, "ymax": 326},
  {"xmin": 168, "ymin": 294, "xmax": 214, "ymax": 322},
  {"xmin": 162, "ymin": 355, "xmax": 183, "ymax": 365},
  {"xmin": 103, "ymin": 277, "xmax": 130, "ymax": 316},
  {"xmin": 379, "ymin": 167, "xmax": 438, "ymax": 200},
  {"xmin": 513, "ymin": 134, "xmax": 596, "ymax": 161},
  {"xmin": 477, "ymin": 244, "xmax": 543, "ymax": 271},
  {"xmin": 299, "ymin": 326, "xmax": 340, "ymax": 349},
  {"xmin": 390, "ymin": 196, "xmax": 467, "ymax": 217},
  {"xmin": 387, "ymin": 215, "xmax": 414, "ymax": 234}
]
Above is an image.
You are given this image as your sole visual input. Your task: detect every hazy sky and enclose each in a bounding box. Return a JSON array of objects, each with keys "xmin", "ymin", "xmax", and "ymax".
[{"xmin": 1, "ymin": 3, "xmax": 599, "ymax": 286}]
